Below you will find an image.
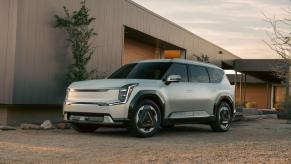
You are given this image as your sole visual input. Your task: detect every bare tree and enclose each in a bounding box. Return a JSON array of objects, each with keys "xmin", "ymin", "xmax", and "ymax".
[{"xmin": 264, "ymin": 8, "xmax": 291, "ymax": 116}]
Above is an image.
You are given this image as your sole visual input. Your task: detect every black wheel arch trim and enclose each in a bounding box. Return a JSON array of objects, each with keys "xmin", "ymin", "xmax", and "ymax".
[
  {"xmin": 128, "ymin": 90, "xmax": 165, "ymax": 120},
  {"xmin": 213, "ymin": 96, "xmax": 234, "ymax": 117}
]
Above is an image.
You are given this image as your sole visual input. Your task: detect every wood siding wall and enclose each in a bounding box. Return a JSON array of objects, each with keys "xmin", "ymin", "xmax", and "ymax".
[
  {"xmin": 235, "ymin": 84, "xmax": 271, "ymax": 109},
  {"xmin": 123, "ymin": 38, "xmax": 157, "ymax": 64},
  {"xmin": 0, "ymin": 0, "xmax": 17, "ymax": 104},
  {"xmin": 0, "ymin": 0, "xmax": 239, "ymax": 104}
]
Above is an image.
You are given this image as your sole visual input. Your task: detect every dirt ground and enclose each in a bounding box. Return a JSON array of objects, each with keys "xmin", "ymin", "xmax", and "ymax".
[{"xmin": 0, "ymin": 116, "xmax": 291, "ymax": 164}]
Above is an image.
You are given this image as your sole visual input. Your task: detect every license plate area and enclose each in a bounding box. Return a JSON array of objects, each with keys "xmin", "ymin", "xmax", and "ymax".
[{"xmin": 69, "ymin": 115, "xmax": 104, "ymax": 122}]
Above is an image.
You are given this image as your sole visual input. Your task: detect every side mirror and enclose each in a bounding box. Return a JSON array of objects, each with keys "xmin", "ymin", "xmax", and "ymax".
[{"xmin": 165, "ymin": 75, "xmax": 182, "ymax": 85}]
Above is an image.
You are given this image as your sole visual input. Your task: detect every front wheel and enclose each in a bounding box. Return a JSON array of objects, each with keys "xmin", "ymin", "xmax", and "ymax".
[
  {"xmin": 129, "ymin": 99, "xmax": 161, "ymax": 138},
  {"xmin": 210, "ymin": 102, "xmax": 232, "ymax": 132}
]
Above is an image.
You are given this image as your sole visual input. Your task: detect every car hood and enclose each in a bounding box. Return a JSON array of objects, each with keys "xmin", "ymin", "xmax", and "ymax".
[{"xmin": 68, "ymin": 79, "xmax": 161, "ymax": 90}]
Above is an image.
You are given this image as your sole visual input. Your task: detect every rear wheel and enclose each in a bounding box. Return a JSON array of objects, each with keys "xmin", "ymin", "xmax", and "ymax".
[
  {"xmin": 129, "ymin": 99, "xmax": 161, "ymax": 137},
  {"xmin": 210, "ymin": 102, "xmax": 232, "ymax": 132},
  {"xmin": 71, "ymin": 123, "xmax": 99, "ymax": 133}
]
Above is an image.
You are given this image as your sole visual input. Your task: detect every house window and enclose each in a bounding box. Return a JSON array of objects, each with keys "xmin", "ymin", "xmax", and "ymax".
[{"xmin": 164, "ymin": 50, "xmax": 182, "ymax": 59}]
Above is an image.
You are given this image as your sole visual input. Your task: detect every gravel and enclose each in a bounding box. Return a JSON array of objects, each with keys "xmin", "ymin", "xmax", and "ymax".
[{"xmin": 0, "ymin": 116, "xmax": 290, "ymax": 164}]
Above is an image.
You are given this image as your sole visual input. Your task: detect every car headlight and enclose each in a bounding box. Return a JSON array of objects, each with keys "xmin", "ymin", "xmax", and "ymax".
[
  {"xmin": 65, "ymin": 88, "xmax": 70, "ymax": 101},
  {"xmin": 65, "ymin": 88, "xmax": 75, "ymax": 102},
  {"xmin": 118, "ymin": 83, "xmax": 138, "ymax": 103}
]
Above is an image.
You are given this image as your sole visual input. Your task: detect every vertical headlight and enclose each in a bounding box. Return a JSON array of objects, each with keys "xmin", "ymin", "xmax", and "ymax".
[
  {"xmin": 65, "ymin": 89, "xmax": 70, "ymax": 101},
  {"xmin": 118, "ymin": 83, "xmax": 138, "ymax": 103},
  {"xmin": 65, "ymin": 88, "xmax": 75, "ymax": 103}
]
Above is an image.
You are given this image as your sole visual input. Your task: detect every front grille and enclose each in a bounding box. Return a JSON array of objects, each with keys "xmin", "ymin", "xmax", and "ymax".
[
  {"xmin": 67, "ymin": 112, "xmax": 110, "ymax": 117},
  {"xmin": 66, "ymin": 112, "xmax": 114, "ymax": 123},
  {"xmin": 67, "ymin": 89, "xmax": 119, "ymax": 102}
]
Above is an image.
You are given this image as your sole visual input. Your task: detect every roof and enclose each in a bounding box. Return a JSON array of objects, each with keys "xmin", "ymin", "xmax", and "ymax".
[
  {"xmin": 135, "ymin": 59, "xmax": 222, "ymax": 69},
  {"xmin": 227, "ymin": 74, "xmax": 266, "ymax": 84},
  {"xmin": 234, "ymin": 59, "xmax": 288, "ymax": 72},
  {"xmin": 233, "ymin": 59, "xmax": 288, "ymax": 83}
]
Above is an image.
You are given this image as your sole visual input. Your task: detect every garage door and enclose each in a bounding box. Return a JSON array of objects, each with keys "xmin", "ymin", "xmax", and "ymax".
[{"xmin": 123, "ymin": 38, "xmax": 158, "ymax": 65}]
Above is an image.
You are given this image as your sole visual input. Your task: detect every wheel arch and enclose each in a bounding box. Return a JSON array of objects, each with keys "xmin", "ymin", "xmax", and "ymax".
[
  {"xmin": 128, "ymin": 90, "xmax": 165, "ymax": 120},
  {"xmin": 214, "ymin": 96, "xmax": 234, "ymax": 117}
]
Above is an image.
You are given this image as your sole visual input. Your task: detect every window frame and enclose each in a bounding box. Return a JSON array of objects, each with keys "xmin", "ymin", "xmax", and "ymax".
[
  {"xmin": 126, "ymin": 62, "xmax": 172, "ymax": 80},
  {"xmin": 207, "ymin": 67, "xmax": 224, "ymax": 83},
  {"xmin": 162, "ymin": 62, "xmax": 189, "ymax": 82},
  {"xmin": 187, "ymin": 64, "xmax": 210, "ymax": 83},
  {"xmin": 108, "ymin": 63, "xmax": 137, "ymax": 79}
]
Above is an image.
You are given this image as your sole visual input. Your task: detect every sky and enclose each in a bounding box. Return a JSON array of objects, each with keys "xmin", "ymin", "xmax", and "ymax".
[{"xmin": 132, "ymin": 0, "xmax": 290, "ymax": 59}]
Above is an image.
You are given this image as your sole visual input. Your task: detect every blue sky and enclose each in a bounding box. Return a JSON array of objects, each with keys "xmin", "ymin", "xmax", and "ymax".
[{"xmin": 132, "ymin": 0, "xmax": 290, "ymax": 59}]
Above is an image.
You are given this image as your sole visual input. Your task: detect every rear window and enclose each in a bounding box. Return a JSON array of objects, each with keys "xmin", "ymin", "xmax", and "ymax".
[{"xmin": 207, "ymin": 67, "xmax": 224, "ymax": 83}]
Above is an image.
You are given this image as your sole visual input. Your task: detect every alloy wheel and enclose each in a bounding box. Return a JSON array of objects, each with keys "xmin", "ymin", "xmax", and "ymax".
[
  {"xmin": 219, "ymin": 106, "xmax": 231, "ymax": 130},
  {"xmin": 135, "ymin": 105, "xmax": 158, "ymax": 134}
]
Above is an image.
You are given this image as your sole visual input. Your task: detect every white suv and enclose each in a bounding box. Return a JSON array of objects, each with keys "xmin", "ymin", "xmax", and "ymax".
[{"xmin": 64, "ymin": 59, "xmax": 235, "ymax": 137}]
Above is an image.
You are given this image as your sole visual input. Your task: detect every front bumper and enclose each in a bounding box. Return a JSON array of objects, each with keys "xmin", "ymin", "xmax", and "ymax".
[
  {"xmin": 63, "ymin": 102, "xmax": 130, "ymax": 125},
  {"xmin": 64, "ymin": 112, "xmax": 129, "ymax": 127}
]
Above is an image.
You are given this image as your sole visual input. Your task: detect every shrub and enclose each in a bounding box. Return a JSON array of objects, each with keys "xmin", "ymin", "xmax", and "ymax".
[{"xmin": 54, "ymin": 0, "xmax": 96, "ymax": 85}]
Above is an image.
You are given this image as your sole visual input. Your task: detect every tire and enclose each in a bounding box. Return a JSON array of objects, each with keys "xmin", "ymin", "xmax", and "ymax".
[
  {"xmin": 129, "ymin": 99, "xmax": 161, "ymax": 138},
  {"xmin": 210, "ymin": 102, "xmax": 232, "ymax": 132},
  {"xmin": 71, "ymin": 123, "xmax": 99, "ymax": 133}
]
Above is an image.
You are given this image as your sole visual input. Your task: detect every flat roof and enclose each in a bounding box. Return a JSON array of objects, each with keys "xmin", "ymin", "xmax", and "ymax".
[
  {"xmin": 234, "ymin": 59, "xmax": 288, "ymax": 72},
  {"xmin": 227, "ymin": 74, "xmax": 266, "ymax": 84},
  {"xmin": 233, "ymin": 59, "xmax": 288, "ymax": 83}
]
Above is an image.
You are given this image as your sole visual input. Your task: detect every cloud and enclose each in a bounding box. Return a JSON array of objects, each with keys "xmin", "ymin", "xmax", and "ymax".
[
  {"xmin": 176, "ymin": 19, "xmax": 221, "ymax": 24},
  {"xmin": 244, "ymin": 26, "xmax": 273, "ymax": 32}
]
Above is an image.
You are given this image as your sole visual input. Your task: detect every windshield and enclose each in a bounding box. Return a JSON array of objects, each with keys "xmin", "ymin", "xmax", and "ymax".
[{"xmin": 108, "ymin": 62, "xmax": 172, "ymax": 80}]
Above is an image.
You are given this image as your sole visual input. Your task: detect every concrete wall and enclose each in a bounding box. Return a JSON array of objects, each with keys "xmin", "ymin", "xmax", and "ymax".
[
  {"xmin": 0, "ymin": 107, "xmax": 8, "ymax": 125},
  {"xmin": 0, "ymin": 0, "xmax": 239, "ymax": 105},
  {"xmin": 0, "ymin": 105, "xmax": 62, "ymax": 125}
]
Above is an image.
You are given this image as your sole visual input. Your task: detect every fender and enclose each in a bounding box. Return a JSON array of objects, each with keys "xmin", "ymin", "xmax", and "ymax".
[
  {"xmin": 213, "ymin": 95, "xmax": 234, "ymax": 116},
  {"xmin": 128, "ymin": 90, "xmax": 165, "ymax": 119}
]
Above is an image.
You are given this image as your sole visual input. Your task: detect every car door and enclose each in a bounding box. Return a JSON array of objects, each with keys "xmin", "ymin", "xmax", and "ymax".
[
  {"xmin": 206, "ymin": 67, "xmax": 227, "ymax": 113},
  {"xmin": 188, "ymin": 65, "xmax": 213, "ymax": 115},
  {"xmin": 161, "ymin": 63, "xmax": 194, "ymax": 118}
]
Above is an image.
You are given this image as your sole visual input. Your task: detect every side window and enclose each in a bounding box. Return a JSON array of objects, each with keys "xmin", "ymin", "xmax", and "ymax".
[
  {"xmin": 189, "ymin": 65, "xmax": 210, "ymax": 83},
  {"xmin": 208, "ymin": 67, "xmax": 224, "ymax": 83},
  {"xmin": 165, "ymin": 63, "xmax": 188, "ymax": 82}
]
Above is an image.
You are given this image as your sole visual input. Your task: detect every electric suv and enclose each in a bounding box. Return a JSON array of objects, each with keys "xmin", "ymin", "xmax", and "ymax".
[{"xmin": 63, "ymin": 59, "xmax": 235, "ymax": 137}]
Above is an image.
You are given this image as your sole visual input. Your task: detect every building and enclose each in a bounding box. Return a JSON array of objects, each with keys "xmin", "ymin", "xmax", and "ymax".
[
  {"xmin": 228, "ymin": 59, "xmax": 288, "ymax": 110},
  {"xmin": 0, "ymin": 0, "xmax": 285, "ymax": 125}
]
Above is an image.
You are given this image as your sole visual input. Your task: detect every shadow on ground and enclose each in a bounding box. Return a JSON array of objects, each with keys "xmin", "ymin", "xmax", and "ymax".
[{"xmin": 89, "ymin": 124, "xmax": 214, "ymax": 138}]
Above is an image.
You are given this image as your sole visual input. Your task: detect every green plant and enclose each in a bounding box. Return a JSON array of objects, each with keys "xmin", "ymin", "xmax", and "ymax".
[{"xmin": 54, "ymin": 0, "xmax": 96, "ymax": 85}]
